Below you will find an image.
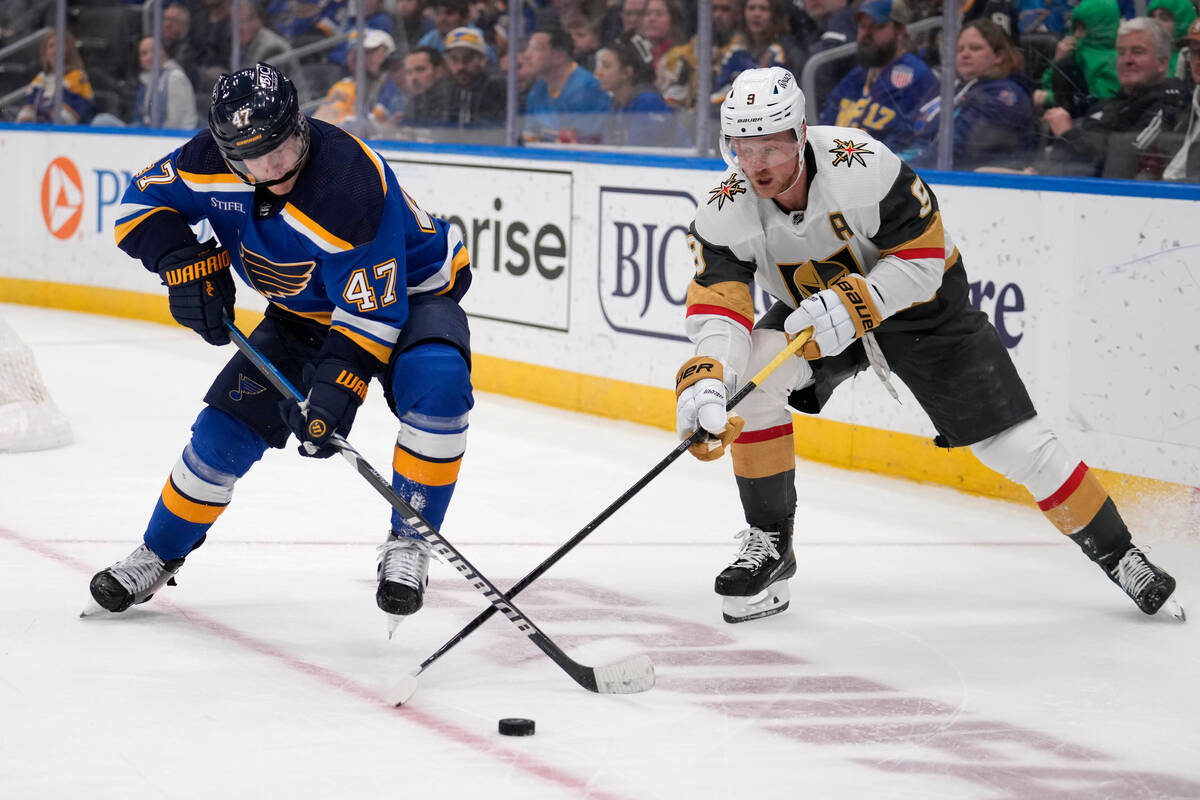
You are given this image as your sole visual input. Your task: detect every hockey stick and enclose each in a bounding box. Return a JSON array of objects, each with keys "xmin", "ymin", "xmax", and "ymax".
[
  {"xmin": 393, "ymin": 328, "xmax": 814, "ymax": 703},
  {"xmin": 223, "ymin": 319, "xmax": 656, "ymax": 700}
]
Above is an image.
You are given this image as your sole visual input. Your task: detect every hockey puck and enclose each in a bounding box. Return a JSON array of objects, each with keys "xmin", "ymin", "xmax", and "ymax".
[{"xmin": 498, "ymin": 717, "xmax": 535, "ymax": 736}]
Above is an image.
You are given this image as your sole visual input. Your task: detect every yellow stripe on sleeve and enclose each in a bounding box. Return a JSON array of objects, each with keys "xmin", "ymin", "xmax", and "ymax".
[
  {"xmin": 177, "ymin": 169, "xmax": 244, "ymax": 186},
  {"xmin": 437, "ymin": 247, "xmax": 472, "ymax": 295}
]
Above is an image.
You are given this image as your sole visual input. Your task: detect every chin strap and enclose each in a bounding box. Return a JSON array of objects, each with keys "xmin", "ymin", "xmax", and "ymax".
[{"xmin": 779, "ymin": 134, "xmax": 807, "ymax": 195}]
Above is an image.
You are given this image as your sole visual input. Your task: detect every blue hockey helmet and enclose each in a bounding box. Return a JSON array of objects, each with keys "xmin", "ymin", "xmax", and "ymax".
[{"xmin": 208, "ymin": 62, "xmax": 309, "ymax": 184}]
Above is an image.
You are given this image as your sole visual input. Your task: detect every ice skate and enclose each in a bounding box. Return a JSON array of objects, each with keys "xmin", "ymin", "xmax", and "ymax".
[
  {"xmin": 715, "ymin": 519, "xmax": 796, "ymax": 623},
  {"xmin": 85, "ymin": 543, "xmax": 188, "ymax": 614},
  {"xmin": 377, "ymin": 531, "xmax": 431, "ymax": 636},
  {"xmin": 1105, "ymin": 545, "xmax": 1185, "ymax": 621}
]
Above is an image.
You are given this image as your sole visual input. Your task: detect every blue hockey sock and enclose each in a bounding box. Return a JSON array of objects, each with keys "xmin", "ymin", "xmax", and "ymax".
[
  {"xmin": 144, "ymin": 407, "xmax": 267, "ymax": 559},
  {"xmin": 387, "ymin": 344, "xmax": 471, "ymax": 536}
]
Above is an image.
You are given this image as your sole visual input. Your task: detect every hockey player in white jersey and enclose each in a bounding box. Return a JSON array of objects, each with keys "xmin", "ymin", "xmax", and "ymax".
[{"xmin": 675, "ymin": 67, "xmax": 1185, "ymax": 623}]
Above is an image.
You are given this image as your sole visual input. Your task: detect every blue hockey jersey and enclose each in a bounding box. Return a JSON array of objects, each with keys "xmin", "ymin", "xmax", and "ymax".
[
  {"xmin": 817, "ymin": 53, "xmax": 938, "ymax": 153},
  {"xmin": 113, "ymin": 118, "xmax": 470, "ymax": 364}
]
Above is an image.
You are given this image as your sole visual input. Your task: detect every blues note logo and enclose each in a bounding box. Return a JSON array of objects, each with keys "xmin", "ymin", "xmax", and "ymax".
[{"xmin": 228, "ymin": 374, "xmax": 267, "ymax": 402}]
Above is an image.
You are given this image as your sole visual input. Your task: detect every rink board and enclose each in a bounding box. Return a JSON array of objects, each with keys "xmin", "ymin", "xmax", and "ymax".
[{"xmin": 0, "ymin": 125, "xmax": 1197, "ymax": 514}]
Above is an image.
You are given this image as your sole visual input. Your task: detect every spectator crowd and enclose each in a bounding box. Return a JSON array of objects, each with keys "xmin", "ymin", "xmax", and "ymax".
[{"xmin": 3, "ymin": 0, "xmax": 1200, "ymax": 179}]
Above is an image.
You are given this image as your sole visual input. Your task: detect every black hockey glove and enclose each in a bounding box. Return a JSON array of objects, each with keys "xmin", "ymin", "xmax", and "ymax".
[
  {"xmin": 156, "ymin": 239, "xmax": 236, "ymax": 346},
  {"xmin": 281, "ymin": 332, "xmax": 377, "ymax": 459}
]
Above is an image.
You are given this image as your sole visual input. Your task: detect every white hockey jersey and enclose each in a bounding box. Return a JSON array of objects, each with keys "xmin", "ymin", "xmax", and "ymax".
[{"xmin": 684, "ymin": 125, "xmax": 969, "ymax": 388}]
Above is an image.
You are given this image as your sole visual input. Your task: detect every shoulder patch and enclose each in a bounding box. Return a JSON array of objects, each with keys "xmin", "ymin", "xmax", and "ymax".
[
  {"xmin": 828, "ymin": 138, "xmax": 874, "ymax": 168},
  {"xmin": 707, "ymin": 172, "xmax": 747, "ymax": 210},
  {"xmin": 890, "ymin": 64, "xmax": 913, "ymax": 89}
]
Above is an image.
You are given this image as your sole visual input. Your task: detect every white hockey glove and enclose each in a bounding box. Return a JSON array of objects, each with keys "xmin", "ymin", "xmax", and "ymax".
[
  {"xmin": 675, "ymin": 356, "xmax": 745, "ymax": 462},
  {"xmin": 784, "ymin": 275, "xmax": 885, "ymax": 360}
]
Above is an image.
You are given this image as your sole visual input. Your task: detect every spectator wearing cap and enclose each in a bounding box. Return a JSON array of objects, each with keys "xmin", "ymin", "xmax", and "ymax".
[
  {"xmin": 1042, "ymin": 16, "xmax": 1188, "ymax": 177},
  {"xmin": 314, "ymin": 28, "xmax": 406, "ymax": 134},
  {"xmin": 402, "ymin": 45, "xmax": 455, "ymax": 125},
  {"xmin": 443, "ymin": 26, "xmax": 508, "ymax": 135},
  {"xmin": 1164, "ymin": 18, "xmax": 1200, "ymax": 179},
  {"xmin": 817, "ymin": 0, "xmax": 938, "ymax": 152},
  {"xmin": 328, "ymin": 0, "xmax": 396, "ymax": 67},
  {"xmin": 418, "ymin": 0, "xmax": 495, "ymax": 62},
  {"xmin": 522, "ymin": 25, "xmax": 611, "ymax": 143},
  {"xmin": 595, "ymin": 34, "xmax": 691, "ymax": 147}
]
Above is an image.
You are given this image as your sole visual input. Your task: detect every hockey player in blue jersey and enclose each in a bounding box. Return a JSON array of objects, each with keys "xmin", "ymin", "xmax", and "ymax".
[{"xmin": 87, "ymin": 63, "xmax": 473, "ymax": 627}]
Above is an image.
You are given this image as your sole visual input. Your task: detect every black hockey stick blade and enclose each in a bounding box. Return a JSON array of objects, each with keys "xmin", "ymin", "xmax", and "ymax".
[
  {"xmin": 223, "ymin": 319, "xmax": 655, "ymax": 701},
  {"xmin": 396, "ymin": 329, "xmax": 816, "ymax": 689}
]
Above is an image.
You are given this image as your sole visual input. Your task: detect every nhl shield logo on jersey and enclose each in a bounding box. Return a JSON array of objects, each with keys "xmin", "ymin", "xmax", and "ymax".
[
  {"xmin": 890, "ymin": 64, "xmax": 914, "ymax": 89},
  {"xmin": 707, "ymin": 173, "xmax": 747, "ymax": 210},
  {"xmin": 829, "ymin": 139, "xmax": 873, "ymax": 168}
]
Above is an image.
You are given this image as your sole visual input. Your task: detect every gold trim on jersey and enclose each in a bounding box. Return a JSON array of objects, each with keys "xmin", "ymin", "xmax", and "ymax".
[
  {"xmin": 270, "ymin": 304, "xmax": 333, "ymax": 326},
  {"xmin": 879, "ymin": 210, "xmax": 946, "ymax": 260},
  {"xmin": 113, "ymin": 206, "xmax": 179, "ymax": 246},
  {"xmin": 332, "ymin": 324, "xmax": 394, "ymax": 363},
  {"xmin": 685, "ymin": 280, "xmax": 754, "ymax": 328},
  {"xmin": 177, "ymin": 169, "xmax": 246, "ymax": 189},
  {"xmin": 437, "ymin": 247, "xmax": 471, "ymax": 295},
  {"xmin": 281, "ymin": 202, "xmax": 354, "ymax": 253}
]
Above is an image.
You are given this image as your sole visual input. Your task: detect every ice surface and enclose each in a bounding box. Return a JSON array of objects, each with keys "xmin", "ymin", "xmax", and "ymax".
[{"xmin": 2, "ymin": 303, "xmax": 1199, "ymax": 800}]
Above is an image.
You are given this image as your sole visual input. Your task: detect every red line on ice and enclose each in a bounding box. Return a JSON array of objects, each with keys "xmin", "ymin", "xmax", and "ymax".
[{"xmin": 0, "ymin": 525, "xmax": 634, "ymax": 800}]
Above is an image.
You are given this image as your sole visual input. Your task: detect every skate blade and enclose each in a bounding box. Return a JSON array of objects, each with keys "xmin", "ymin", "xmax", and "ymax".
[
  {"xmin": 1161, "ymin": 596, "xmax": 1186, "ymax": 622},
  {"xmin": 386, "ymin": 613, "xmax": 405, "ymax": 639},
  {"xmin": 79, "ymin": 599, "xmax": 107, "ymax": 618},
  {"xmin": 721, "ymin": 582, "xmax": 791, "ymax": 624}
]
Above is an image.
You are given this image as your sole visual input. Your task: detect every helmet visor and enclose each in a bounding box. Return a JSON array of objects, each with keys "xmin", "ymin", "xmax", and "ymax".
[
  {"xmin": 727, "ymin": 134, "xmax": 800, "ymax": 172},
  {"xmin": 238, "ymin": 132, "xmax": 307, "ymax": 185}
]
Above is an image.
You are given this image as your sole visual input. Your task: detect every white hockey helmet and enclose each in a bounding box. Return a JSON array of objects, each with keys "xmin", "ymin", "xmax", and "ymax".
[{"xmin": 718, "ymin": 67, "xmax": 807, "ymax": 169}]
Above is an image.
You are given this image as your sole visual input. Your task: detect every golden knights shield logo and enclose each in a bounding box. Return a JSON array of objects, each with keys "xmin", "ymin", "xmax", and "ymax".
[{"xmin": 707, "ymin": 173, "xmax": 747, "ymax": 209}]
